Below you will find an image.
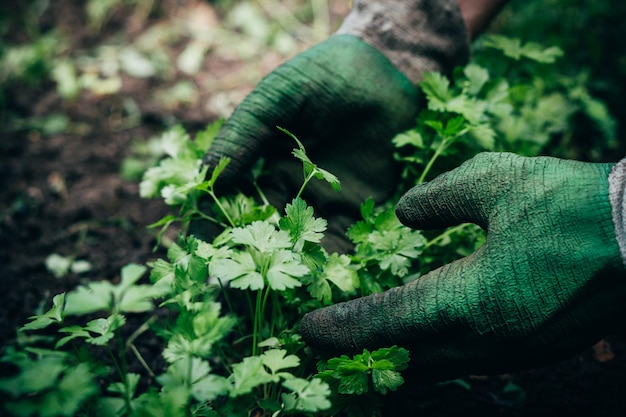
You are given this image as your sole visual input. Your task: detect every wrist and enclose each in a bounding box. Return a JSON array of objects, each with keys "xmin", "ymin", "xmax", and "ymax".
[
  {"xmin": 457, "ymin": 0, "xmax": 509, "ymax": 40},
  {"xmin": 335, "ymin": 0, "xmax": 470, "ymax": 84}
]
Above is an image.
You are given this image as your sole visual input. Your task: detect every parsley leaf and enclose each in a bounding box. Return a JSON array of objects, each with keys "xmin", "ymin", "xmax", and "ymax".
[
  {"xmin": 282, "ymin": 377, "xmax": 332, "ymax": 413},
  {"xmin": 229, "ymin": 356, "xmax": 275, "ymax": 396},
  {"xmin": 231, "ymin": 221, "xmax": 291, "ymax": 253},
  {"xmin": 266, "ymin": 249, "xmax": 308, "ymax": 291},
  {"xmin": 317, "ymin": 346, "xmax": 409, "ymax": 395},
  {"xmin": 306, "ymin": 253, "xmax": 359, "ymax": 305},
  {"xmin": 158, "ymin": 357, "xmax": 229, "ymax": 402},
  {"xmin": 280, "ymin": 198, "xmax": 327, "ymax": 252},
  {"xmin": 261, "ymin": 349, "xmax": 300, "ymax": 377},
  {"xmin": 21, "ymin": 293, "xmax": 66, "ymax": 331},
  {"xmin": 483, "ymin": 35, "xmax": 564, "ymax": 63}
]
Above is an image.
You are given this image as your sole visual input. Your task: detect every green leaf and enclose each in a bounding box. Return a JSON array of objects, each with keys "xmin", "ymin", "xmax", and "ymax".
[
  {"xmin": 120, "ymin": 263, "xmax": 148, "ymax": 288},
  {"xmin": 63, "ymin": 263, "xmax": 156, "ymax": 315},
  {"xmin": 307, "ymin": 253, "xmax": 359, "ymax": 304},
  {"xmin": 305, "ymin": 274, "xmax": 332, "ymax": 305},
  {"xmin": 0, "ymin": 353, "xmax": 97, "ymax": 417},
  {"xmin": 311, "ymin": 166, "xmax": 341, "ymax": 191},
  {"xmin": 371, "ymin": 369, "xmax": 404, "ymax": 395},
  {"xmin": 57, "ymin": 314, "xmax": 126, "ymax": 347},
  {"xmin": 229, "ymin": 356, "xmax": 275, "ymax": 396},
  {"xmin": 216, "ymin": 194, "xmax": 277, "ymax": 226},
  {"xmin": 64, "ymin": 280, "xmax": 114, "ymax": 315},
  {"xmin": 21, "ymin": 293, "xmax": 66, "ymax": 331},
  {"xmin": 392, "ymin": 129, "xmax": 424, "ymax": 149},
  {"xmin": 320, "ymin": 354, "xmax": 370, "ymax": 395},
  {"xmin": 44, "ymin": 253, "xmax": 73, "ymax": 278},
  {"xmin": 158, "ymin": 357, "xmax": 229, "ymax": 402},
  {"xmin": 161, "ymin": 296, "xmax": 235, "ymax": 362},
  {"xmin": 470, "ymin": 123, "xmax": 496, "ymax": 150},
  {"xmin": 521, "ymin": 43, "xmax": 563, "ymax": 63},
  {"xmin": 279, "ymin": 198, "xmax": 327, "ymax": 251},
  {"xmin": 159, "ymin": 125, "xmax": 191, "ymax": 158},
  {"xmin": 266, "ymin": 250, "xmax": 307, "ymax": 291},
  {"xmin": 108, "ymin": 373, "xmax": 140, "ymax": 399},
  {"xmin": 483, "ymin": 35, "xmax": 563, "ymax": 63},
  {"xmin": 261, "ymin": 349, "xmax": 300, "ymax": 375},
  {"xmin": 419, "ymin": 72, "xmax": 452, "ymax": 111},
  {"xmin": 231, "ymin": 221, "xmax": 291, "ymax": 253},
  {"xmin": 317, "ymin": 346, "xmax": 409, "ymax": 396},
  {"xmin": 211, "ymin": 252, "xmax": 264, "ymax": 291},
  {"xmin": 336, "ymin": 370, "xmax": 369, "ymax": 395},
  {"xmin": 360, "ymin": 224, "xmax": 425, "ymax": 278},
  {"xmin": 280, "ymin": 126, "xmax": 341, "ymax": 191},
  {"xmin": 323, "ymin": 254, "xmax": 359, "ymax": 293},
  {"xmin": 118, "ymin": 285, "xmax": 157, "ymax": 313},
  {"xmin": 464, "ymin": 64, "xmax": 490, "ymax": 95},
  {"xmin": 281, "ymin": 377, "xmax": 331, "ymax": 413},
  {"xmin": 207, "ymin": 157, "xmax": 230, "ymax": 189},
  {"xmin": 483, "ymin": 35, "xmax": 524, "ymax": 59},
  {"xmin": 370, "ymin": 346, "xmax": 410, "ymax": 371},
  {"xmin": 194, "ymin": 119, "xmax": 224, "ymax": 151},
  {"xmin": 139, "ymin": 125, "xmax": 208, "ymax": 205},
  {"xmin": 0, "ymin": 353, "xmax": 66, "ymax": 395}
]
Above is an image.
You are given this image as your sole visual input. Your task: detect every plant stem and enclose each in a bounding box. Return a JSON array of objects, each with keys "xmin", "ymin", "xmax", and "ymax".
[
  {"xmin": 423, "ymin": 223, "xmax": 471, "ymax": 250},
  {"xmin": 128, "ymin": 343, "xmax": 154, "ymax": 378},
  {"xmin": 270, "ymin": 291, "xmax": 280, "ymax": 338},
  {"xmin": 253, "ymin": 180, "xmax": 271, "ymax": 207},
  {"xmin": 418, "ymin": 127, "xmax": 469, "ymax": 184},
  {"xmin": 208, "ymin": 190, "xmax": 236, "ymax": 227},
  {"xmin": 192, "ymin": 209, "xmax": 226, "ymax": 228},
  {"xmin": 296, "ymin": 171, "xmax": 315, "ymax": 200},
  {"xmin": 252, "ymin": 289, "xmax": 264, "ymax": 357},
  {"xmin": 217, "ymin": 278, "xmax": 247, "ymax": 337},
  {"xmin": 125, "ymin": 315, "xmax": 157, "ymax": 377},
  {"xmin": 107, "ymin": 344, "xmax": 133, "ymax": 413},
  {"xmin": 261, "ymin": 286, "xmax": 272, "ymax": 334},
  {"xmin": 418, "ymin": 137, "xmax": 449, "ymax": 184}
]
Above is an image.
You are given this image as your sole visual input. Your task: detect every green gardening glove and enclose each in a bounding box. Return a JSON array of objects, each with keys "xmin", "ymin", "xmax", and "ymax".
[
  {"xmin": 300, "ymin": 152, "xmax": 626, "ymax": 380},
  {"xmin": 200, "ymin": 0, "xmax": 469, "ymax": 253}
]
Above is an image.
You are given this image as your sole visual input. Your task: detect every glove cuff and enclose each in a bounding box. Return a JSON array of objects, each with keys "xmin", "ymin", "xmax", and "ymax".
[
  {"xmin": 335, "ymin": 0, "xmax": 470, "ymax": 85},
  {"xmin": 609, "ymin": 157, "xmax": 626, "ymax": 266}
]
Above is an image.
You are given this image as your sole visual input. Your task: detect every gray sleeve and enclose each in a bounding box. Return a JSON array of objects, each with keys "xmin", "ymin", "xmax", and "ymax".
[
  {"xmin": 335, "ymin": 0, "xmax": 470, "ymax": 85},
  {"xmin": 609, "ymin": 158, "xmax": 626, "ymax": 265}
]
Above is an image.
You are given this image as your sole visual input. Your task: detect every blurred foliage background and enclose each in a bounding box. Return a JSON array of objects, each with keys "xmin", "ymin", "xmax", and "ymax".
[
  {"xmin": 0, "ymin": 0, "xmax": 626, "ymax": 160},
  {"xmin": 489, "ymin": 0, "xmax": 626, "ymax": 160},
  {"xmin": 1, "ymin": 0, "xmax": 625, "ymax": 161}
]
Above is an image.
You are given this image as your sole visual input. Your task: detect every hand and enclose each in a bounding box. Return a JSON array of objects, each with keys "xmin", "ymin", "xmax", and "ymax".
[
  {"xmin": 201, "ymin": 0, "xmax": 469, "ymax": 253},
  {"xmin": 300, "ymin": 152, "xmax": 626, "ymax": 380}
]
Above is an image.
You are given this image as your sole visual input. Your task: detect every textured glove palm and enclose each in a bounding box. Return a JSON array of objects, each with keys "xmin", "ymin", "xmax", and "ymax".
[{"xmin": 300, "ymin": 152, "xmax": 626, "ymax": 380}]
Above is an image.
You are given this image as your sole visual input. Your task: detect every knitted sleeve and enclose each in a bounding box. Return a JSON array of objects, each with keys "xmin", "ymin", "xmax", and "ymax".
[
  {"xmin": 609, "ymin": 157, "xmax": 626, "ymax": 266},
  {"xmin": 335, "ymin": 0, "xmax": 470, "ymax": 84}
]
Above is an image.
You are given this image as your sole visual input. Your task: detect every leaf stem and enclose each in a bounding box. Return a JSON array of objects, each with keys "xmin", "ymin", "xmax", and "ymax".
[
  {"xmin": 296, "ymin": 171, "xmax": 315, "ymax": 200},
  {"xmin": 424, "ymin": 223, "xmax": 471, "ymax": 250},
  {"xmin": 418, "ymin": 137, "xmax": 449, "ymax": 184},
  {"xmin": 207, "ymin": 190, "xmax": 236, "ymax": 228},
  {"xmin": 217, "ymin": 278, "xmax": 246, "ymax": 337},
  {"xmin": 252, "ymin": 289, "xmax": 264, "ymax": 356}
]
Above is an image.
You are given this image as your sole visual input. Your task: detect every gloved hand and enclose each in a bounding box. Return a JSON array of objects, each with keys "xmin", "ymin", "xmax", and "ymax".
[
  {"xmin": 201, "ymin": 0, "xmax": 469, "ymax": 253},
  {"xmin": 300, "ymin": 152, "xmax": 626, "ymax": 380}
]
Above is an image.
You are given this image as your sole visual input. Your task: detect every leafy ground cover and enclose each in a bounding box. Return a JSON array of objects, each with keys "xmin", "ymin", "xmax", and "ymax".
[{"xmin": 1, "ymin": 0, "xmax": 626, "ymax": 416}]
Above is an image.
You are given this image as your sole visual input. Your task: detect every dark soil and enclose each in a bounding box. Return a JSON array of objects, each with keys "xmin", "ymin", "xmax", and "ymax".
[{"xmin": 1, "ymin": 1, "xmax": 626, "ymax": 416}]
